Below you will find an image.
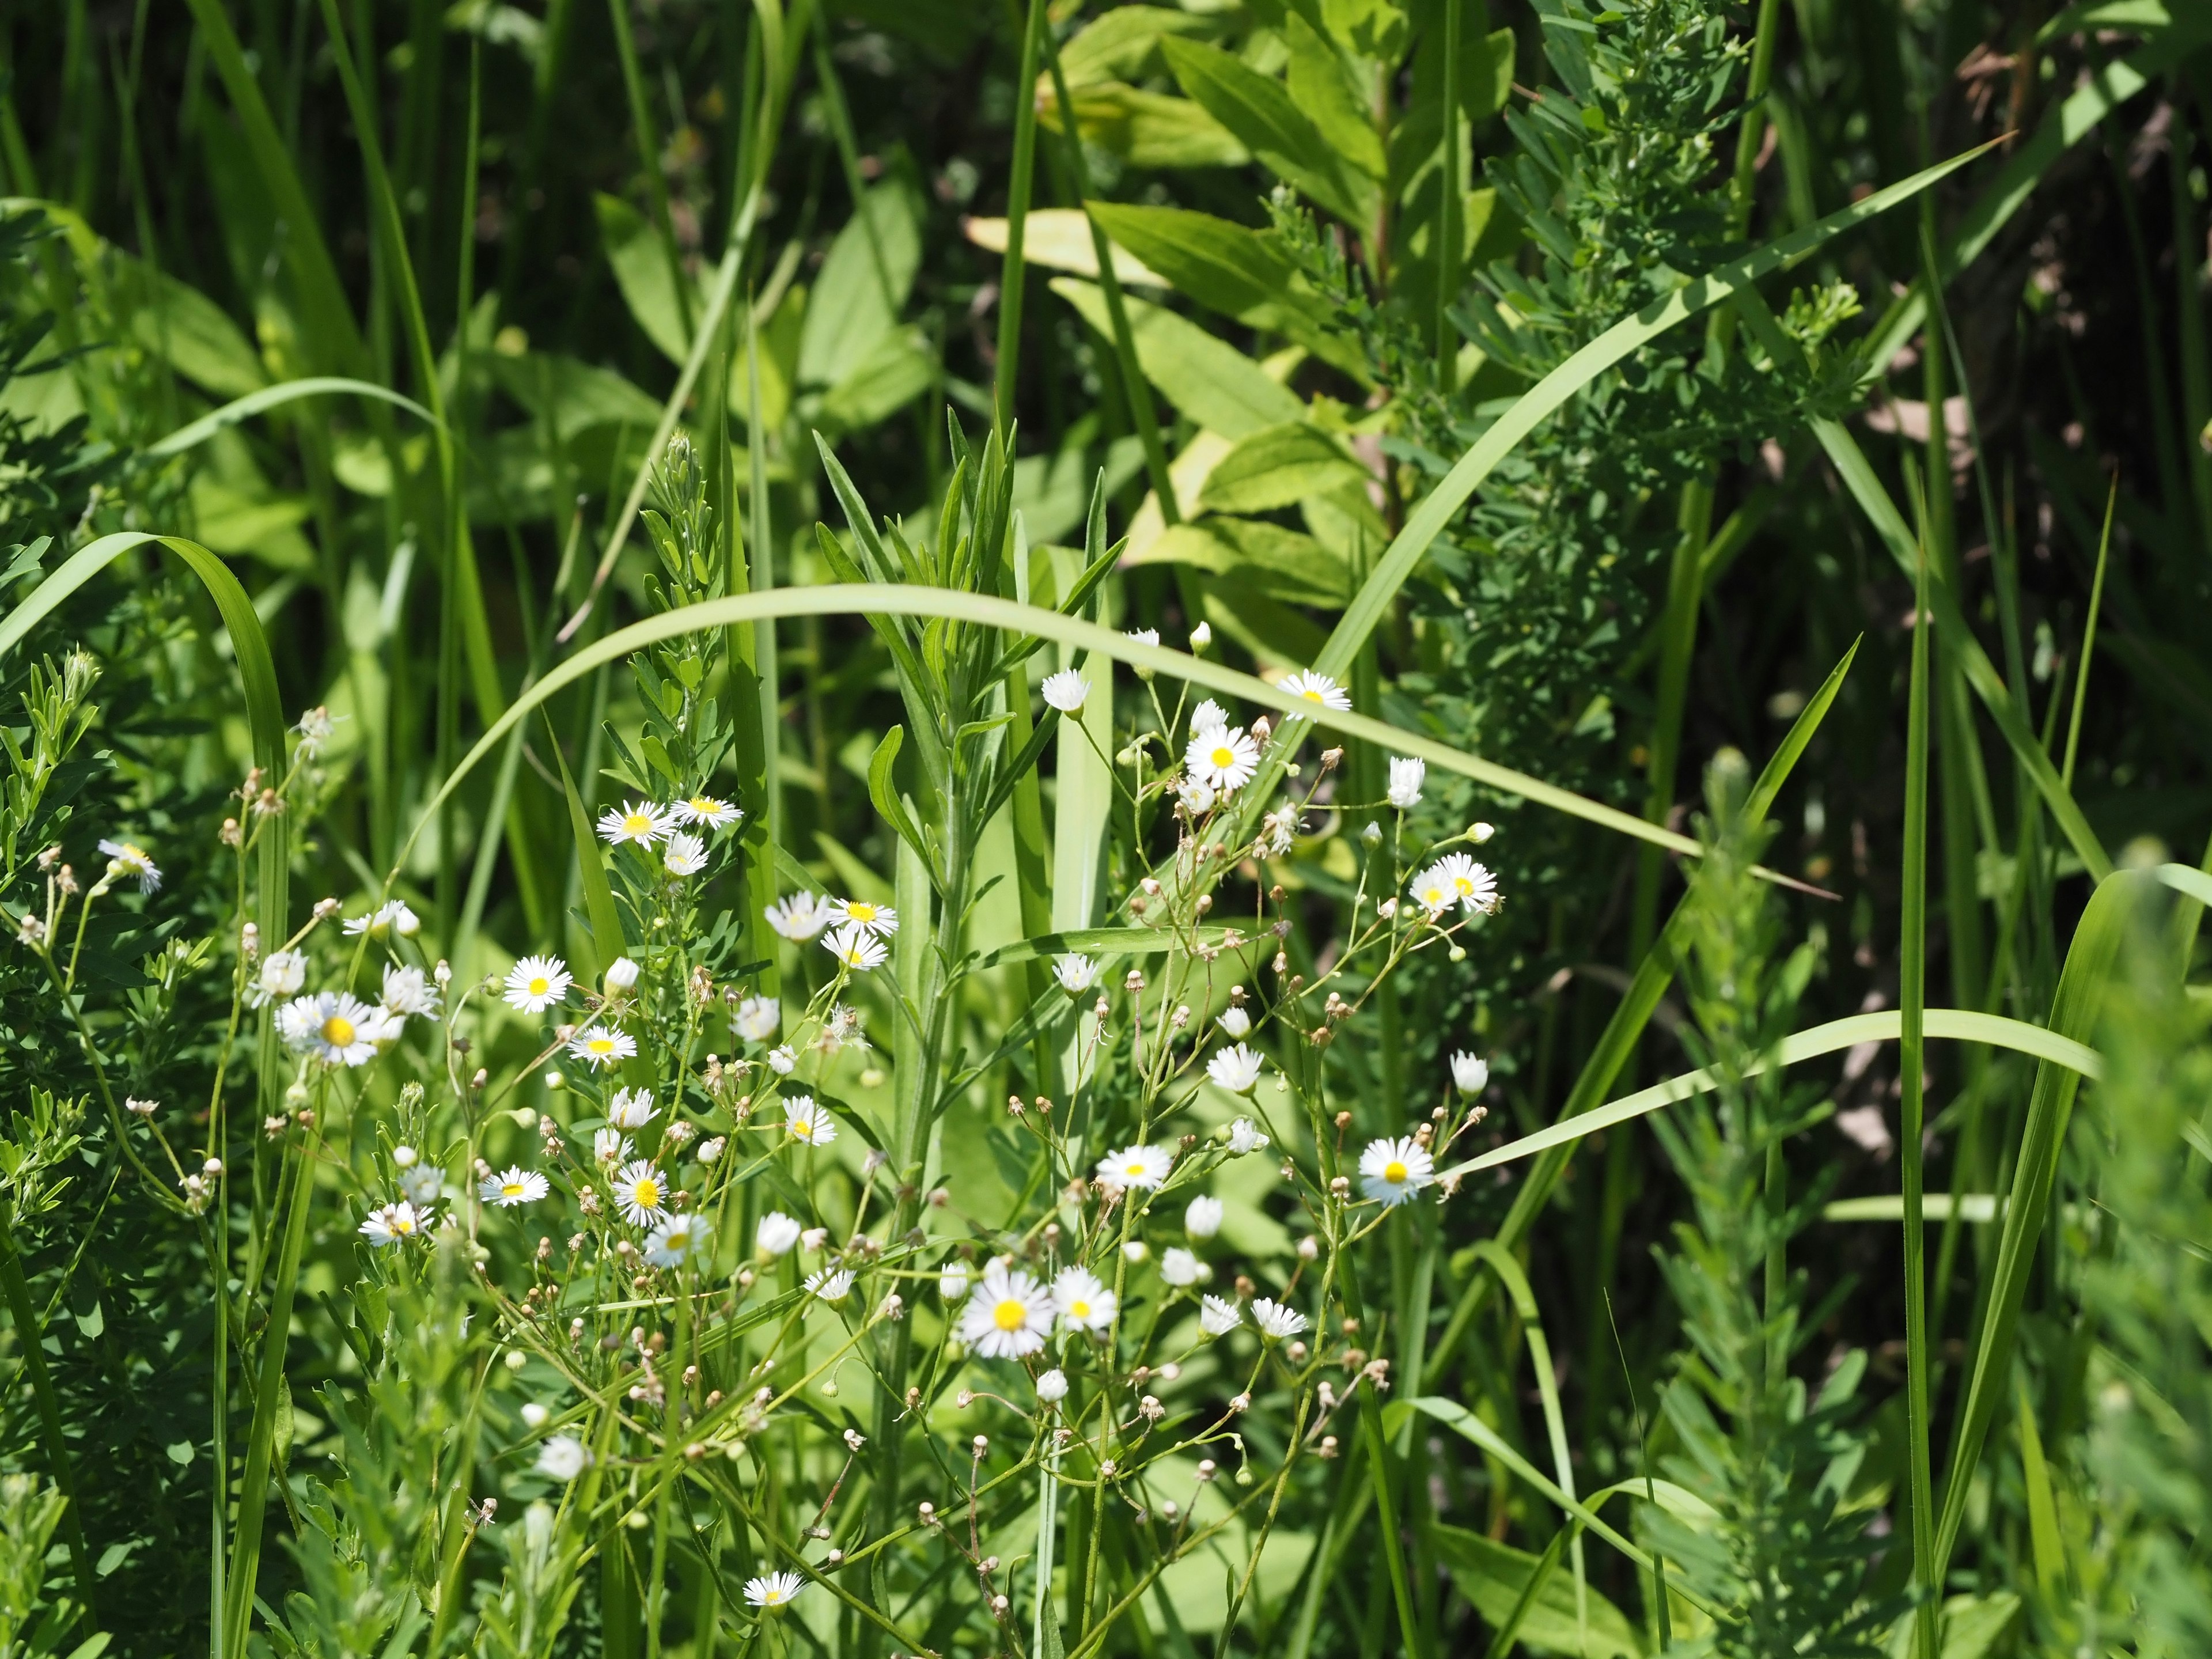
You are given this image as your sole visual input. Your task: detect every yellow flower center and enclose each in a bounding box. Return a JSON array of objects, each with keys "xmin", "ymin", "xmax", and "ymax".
[
  {"xmin": 1210, "ymin": 745, "xmax": 1235, "ymax": 768},
  {"xmin": 1069, "ymin": 1300, "xmax": 1091, "ymax": 1320},
  {"xmin": 623, "ymin": 813, "xmax": 653, "ymax": 835},
  {"xmin": 1301, "ymin": 687, "xmax": 1324, "ymax": 702},
  {"xmin": 1453, "ymin": 877, "xmax": 1475, "ymax": 895},
  {"xmin": 994, "ymin": 1298, "xmax": 1029, "ymax": 1332},
  {"xmin": 502, "ymin": 1181, "xmax": 525, "ymax": 1199},
  {"xmin": 762, "ymin": 1588, "xmax": 785, "ymax": 1605},
  {"xmin": 1421, "ymin": 885, "xmax": 1447, "ymax": 907},
  {"xmin": 588, "ymin": 1037, "xmax": 613, "ymax": 1054},
  {"xmin": 690, "ymin": 797, "xmax": 714, "ymax": 814},
  {"xmin": 528, "ymin": 976, "xmax": 550, "ymax": 996},
  {"xmin": 1124, "ymin": 1161, "xmax": 1147, "ymax": 1178},
  {"xmin": 633, "ymin": 1179, "xmax": 661, "ymax": 1209},
  {"xmin": 1384, "ymin": 1160, "xmax": 1408, "ymax": 1184},
  {"xmin": 322, "ymin": 1016, "xmax": 357, "ymax": 1047},
  {"xmin": 847, "ymin": 903, "xmax": 877, "ymax": 922},
  {"xmin": 391, "ymin": 1211, "xmax": 415, "ymax": 1234}
]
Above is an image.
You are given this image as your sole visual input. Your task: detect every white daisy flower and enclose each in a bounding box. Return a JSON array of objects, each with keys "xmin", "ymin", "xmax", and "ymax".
[
  {"xmin": 662, "ymin": 832, "xmax": 708, "ymax": 877},
  {"xmin": 1251, "ymin": 1297, "xmax": 1307, "ymax": 1340},
  {"xmin": 1054, "ymin": 955, "xmax": 1098, "ymax": 994},
  {"xmin": 744, "ymin": 1571, "xmax": 805, "ymax": 1609},
  {"xmin": 806, "ymin": 1267, "xmax": 855, "ymax": 1302},
  {"xmin": 957, "ymin": 1262, "xmax": 1054, "ymax": 1359},
  {"xmin": 247, "ymin": 949, "xmax": 306, "ymax": 1009},
  {"xmin": 733, "ymin": 995, "xmax": 779, "ymax": 1041},
  {"xmin": 1160, "ymin": 1247, "xmax": 1202, "ymax": 1287},
  {"xmin": 567, "ymin": 1026, "xmax": 637, "ymax": 1069},
  {"xmin": 1177, "ymin": 778, "xmax": 1217, "ymax": 815},
  {"xmin": 1189, "ymin": 698, "xmax": 1231, "ymax": 736},
  {"xmin": 1387, "ymin": 756, "xmax": 1425, "ymax": 809},
  {"xmin": 1206, "ymin": 1043, "xmax": 1265, "ymax": 1095},
  {"xmin": 1418, "ymin": 851, "xmax": 1498, "ymax": 915},
  {"xmin": 822, "ymin": 922, "xmax": 887, "ymax": 971},
  {"xmin": 645, "ymin": 1214, "xmax": 709, "ymax": 1268},
  {"xmin": 593, "ymin": 1129, "xmax": 631, "ymax": 1166},
  {"xmin": 1040, "ymin": 669, "xmax": 1089, "ymax": 713},
  {"xmin": 1185, "ymin": 1195, "xmax": 1224, "ymax": 1238},
  {"xmin": 359, "ymin": 1200, "xmax": 431, "ymax": 1247},
  {"xmin": 1450, "ymin": 1052, "xmax": 1490, "ymax": 1094},
  {"xmin": 98, "ymin": 839, "xmax": 161, "ymax": 893},
  {"xmin": 1408, "ymin": 863, "xmax": 1459, "ymax": 917},
  {"xmin": 784, "ymin": 1096, "xmax": 837, "ymax": 1146},
  {"xmin": 343, "ymin": 899, "xmax": 419, "ymax": 938},
  {"xmin": 1095, "ymin": 1143, "xmax": 1172, "ymax": 1191},
  {"xmin": 480, "ymin": 1166, "xmax": 549, "ymax": 1208},
  {"xmin": 399, "ymin": 1164, "xmax": 442, "ymax": 1209},
  {"xmin": 1052, "ymin": 1267, "xmax": 1118, "ymax": 1333},
  {"xmin": 1226, "ymin": 1117, "xmax": 1270, "ymax": 1156},
  {"xmin": 380, "ymin": 963, "xmax": 440, "ymax": 1018},
  {"xmin": 283, "ymin": 991, "xmax": 382, "ymax": 1066},
  {"xmin": 673, "ymin": 793, "xmax": 743, "ymax": 830},
  {"xmin": 602, "ymin": 956, "xmax": 639, "ymax": 995},
  {"xmin": 766, "ymin": 1045, "xmax": 797, "ymax": 1075},
  {"xmin": 1125, "ymin": 627, "xmax": 1161, "ymax": 647},
  {"xmin": 536, "ymin": 1435, "xmax": 590, "ymax": 1482},
  {"xmin": 756, "ymin": 1211, "xmax": 802, "ymax": 1256},
  {"xmin": 1036, "ymin": 1368, "xmax": 1069, "ymax": 1404},
  {"xmin": 605, "ymin": 1087, "xmax": 656, "ymax": 1129},
  {"xmin": 834, "ymin": 898, "xmax": 898, "ymax": 937},
  {"xmin": 763, "ymin": 892, "xmax": 835, "ymax": 940},
  {"xmin": 938, "ymin": 1263, "xmax": 971, "ymax": 1301},
  {"xmin": 1199, "ymin": 1294, "xmax": 1243, "ymax": 1336},
  {"xmin": 1279, "ymin": 669, "xmax": 1351, "ymax": 711},
  {"xmin": 1359, "ymin": 1136, "xmax": 1435, "ymax": 1207},
  {"xmin": 611, "ymin": 1160, "xmax": 667, "ymax": 1226},
  {"xmin": 1185, "ymin": 726, "xmax": 1260, "ymax": 794},
  {"xmin": 1217, "ymin": 1006, "xmax": 1252, "ymax": 1039},
  {"xmin": 503, "ymin": 955, "xmax": 573, "ymax": 1013},
  {"xmin": 597, "ymin": 799, "xmax": 674, "ymax": 847}
]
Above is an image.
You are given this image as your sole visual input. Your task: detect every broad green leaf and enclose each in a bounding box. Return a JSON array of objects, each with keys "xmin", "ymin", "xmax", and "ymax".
[
  {"xmin": 489, "ymin": 351, "xmax": 665, "ymax": 441},
  {"xmin": 1056, "ymin": 5, "xmax": 1228, "ymax": 88},
  {"xmin": 186, "ymin": 479, "xmax": 316, "ymax": 571},
  {"xmin": 1050, "ymin": 279, "xmax": 1302, "ymax": 438},
  {"xmin": 961, "ymin": 210, "xmax": 1165, "ymax": 286},
  {"xmin": 1160, "ymin": 37, "xmax": 1374, "ymax": 224},
  {"xmin": 798, "ymin": 179, "xmax": 923, "ymax": 390},
  {"xmin": 1036, "ymin": 82, "xmax": 1251, "ymax": 169},
  {"xmin": 1129, "ymin": 520, "xmax": 1352, "ymax": 607},
  {"xmin": 815, "ymin": 329, "xmax": 934, "ymax": 432},
  {"xmin": 594, "ymin": 191, "xmax": 700, "ymax": 365},
  {"xmin": 1283, "ymin": 12, "xmax": 1385, "ymax": 179},
  {"xmin": 2037, "ymin": 2, "xmax": 2180, "ymax": 50},
  {"xmin": 1197, "ymin": 421, "xmax": 1370, "ymax": 514},
  {"xmin": 1427, "ymin": 1527, "xmax": 1641, "ymax": 1659},
  {"xmin": 123, "ymin": 263, "xmax": 267, "ymax": 398},
  {"xmin": 1883, "ymin": 1593, "xmax": 2021, "ymax": 1659}
]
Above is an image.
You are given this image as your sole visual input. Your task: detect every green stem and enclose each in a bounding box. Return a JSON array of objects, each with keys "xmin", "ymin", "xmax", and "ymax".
[
  {"xmin": 0, "ymin": 1204, "xmax": 97, "ymax": 1630},
  {"xmin": 1900, "ymin": 531, "xmax": 1940, "ymax": 1659},
  {"xmin": 992, "ymin": 0, "xmax": 1048, "ymax": 426}
]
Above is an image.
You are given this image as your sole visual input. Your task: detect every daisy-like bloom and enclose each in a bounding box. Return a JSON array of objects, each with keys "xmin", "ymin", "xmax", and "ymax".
[
  {"xmin": 98, "ymin": 838, "xmax": 161, "ymax": 893},
  {"xmin": 1226, "ymin": 1117, "xmax": 1270, "ymax": 1156},
  {"xmin": 733, "ymin": 995, "xmax": 779, "ymax": 1041},
  {"xmin": 504, "ymin": 955, "xmax": 573, "ymax": 1013},
  {"xmin": 806, "ymin": 1267, "xmax": 855, "ymax": 1302},
  {"xmin": 1160, "ymin": 1247, "xmax": 1202, "ymax": 1287},
  {"xmin": 645, "ymin": 1214, "xmax": 709, "ymax": 1268},
  {"xmin": 1217, "ymin": 1006, "xmax": 1252, "ymax": 1039},
  {"xmin": 835, "ymin": 898, "xmax": 898, "ymax": 937},
  {"xmin": 766, "ymin": 1045, "xmax": 797, "ymax": 1075},
  {"xmin": 1185, "ymin": 1195, "xmax": 1225, "ymax": 1238},
  {"xmin": 662, "ymin": 832, "xmax": 708, "ymax": 877},
  {"xmin": 359, "ymin": 1201, "xmax": 432, "ymax": 1247},
  {"xmin": 380, "ymin": 962, "xmax": 440, "ymax": 1019},
  {"xmin": 673, "ymin": 793, "xmax": 743, "ymax": 830},
  {"xmin": 597, "ymin": 799, "xmax": 674, "ymax": 847},
  {"xmin": 247, "ymin": 949, "xmax": 306, "ymax": 1009},
  {"xmin": 1177, "ymin": 778, "xmax": 1217, "ymax": 816},
  {"xmin": 958, "ymin": 1262, "xmax": 1055, "ymax": 1359},
  {"xmin": 343, "ymin": 899, "xmax": 420, "ymax": 939},
  {"xmin": 1052, "ymin": 1267, "xmax": 1118, "ymax": 1334},
  {"xmin": 1036, "ymin": 1368, "xmax": 1069, "ymax": 1405},
  {"xmin": 1095, "ymin": 1143, "xmax": 1172, "ymax": 1191},
  {"xmin": 1360, "ymin": 1136, "xmax": 1436, "ymax": 1207},
  {"xmin": 537, "ymin": 1435, "xmax": 591, "ymax": 1482},
  {"xmin": 756, "ymin": 1211, "xmax": 803, "ymax": 1256},
  {"xmin": 611, "ymin": 1160, "xmax": 666, "ymax": 1226},
  {"xmin": 399, "ymin": 1165, "xmax": 443, "ymax": 1209},
  {"xmin": 1450, "ymin": 1051, "xmax": 1490, "ymax": 1094},
  {"xmin": 1190, "ymin": 698, "xmax": 1230, "ymax": 736},
  {"xmin": 783, "ymin": 1096, "xmax": 838, "ymax": 1147},
  {"xmin": 1040, "ymin": 669, "xmax": 1089, "ymax": 713},
  {"xmin": 1408, "ymin": 862, "xmax": 1460, "ymax": 918},
  {"xmin": 1206, "ymin": 1043, "xmax": 1265, "ymax": 1095},
  {"xmin": 605, "ymin": 1087, "xmax": 657, "ymax": 1129},
  {"xmin": 480, "ymin": 1166, "xmax": 550, "ymax": 1208},
  {"xmin": 1199, "ymin": 1294, "xmax": 1243, "ymax": 1336},
  {"xmin": 821, "ymin": 922, "xmax": 887, "ymax": 972},
  {"xmin": 1251, "ymin": 1297, "xmax": 1308, "ymax": 1340},
  {"xmin": 1279, "ymin": 669, "xmax": 1351, "ymax": 712},
  {"xmin": 1125, "ymin": 627, "xmax": 1161, "ymax": 647},
  {"xmin": 763, "ymin": 892, "xmax": 835, "ymax": 940},
  {"xmin": 593, "ymin": 1128, "xmax": 631, "ymax": 1166},
  {"xmin": 1054, "ymin": 955, "xmax": 1098, "ymax": 994},
  {"xmin": 283, "ymin": 992, "xmax": 382, "ymax": 1066},
  {"xmin": 1185, "ymin": 725, "xmax": 1260, "ymax": 794},
  {"xmin": 938, "ymin": 1263, "xmax": 970, "ymax": 1301},
  {"xmin": 1387, "ymin": 756, "xmax": 1426, "ymax": 809},
  {"xmin": 744, "ymin": 1572, "xmax": 805, "ymax": 1611},
  {"xmin": 1416, "ymin": 851, "xmax": 1498, "ymax": 915},
  {"xmin": 567, "ymin": 1026, "xmax": 637, "ymax": 1069}
]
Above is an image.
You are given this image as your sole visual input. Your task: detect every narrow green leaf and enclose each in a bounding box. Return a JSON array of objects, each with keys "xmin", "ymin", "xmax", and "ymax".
[{"xmin": 546, "ymin": 717, "xmax": 626, "ymax": 983}]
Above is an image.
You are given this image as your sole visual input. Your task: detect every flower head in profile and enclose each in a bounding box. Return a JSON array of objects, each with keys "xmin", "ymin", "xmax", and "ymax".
[
  {"xmin": 1251, "ymin": 1297, "xmax": 1307, "ymax": 1340},
  {"xmin": 1041, "ymin": 670, "xmax": 1089, "ymax": 713},
  {"xmin": 1225, "ymin": 1118, "xmax": 1270, "ymax": 1156},
  {"xmin": 283, "ymin": 992, "xmax": 382, "ymax": 1066},
  {"xmin": 938, "ymin": 1263, "xmax": 970, "ymax": 1301},
  {"xmin": 1199, "ymin": 1294, "xmax": 1243, "ymax": 1336},
  {"xmin": 98, "ymin": 839, "xmax": 161, "ymax": 893},
  {"xmin": 1125, "ymin": 627, "xmax": 1161, "ymax": 648},
  {"xmin": 611, "ymin": 1160, "xmax": 666, "ymax": 1226},
  {"xmin": 567, "ymin": 1026, "xmax": 637, "ymax": 1069},
  {"xmin": 1190, "ymin": 699, "xmax": 1231, "ymax": 737},
  {"xmin": 1359, "ymin": 1136, "xmax": 1435, "ymax": 1207},
  {"xmin": 1094, "ymin": 1143, "xmax": 1172, "ymax": 1191},
  {"xmin": 744, "ymin": 1571, "xmax": 805, "ymax": 1610},
  {"xmin": 835, "ymin": 898, "xmax": 897, "ymax": 937},
  {"xmin": 662, "ymin": 832, "xmax": 708, "ymax": 877},
  {"xmin": 958, "ymin": 1262, "xmax": 1054, "ymax": 1359},
  {"xmin": 343, "ymin": 899, "xmax": 419, "ymax": 939},
  {"xmin": 673, "ymin": 793, "xmax": 742, "ymax": 830},
  {"xmin": 359, "ymin": 1200, "xmax": 432, "ymax": 1247},
  {"xmin": 1185, "ymin": 1195, "xmax": 1224, "ymax": 1238},
  {"xmin": 1185, "ymin": 726, "xmax": 1259, "ymax": 794},
  {"xmin": 1052, "ymin": 1267, "xmax": 1118, "ymax": 1334},
  {"xmin": 806, "ymin": 1267, "xmax": 855, "ymax": 1302},
  {"xmin": 1217, "ymin": 1006, "xmax": 1252, "ymax": 1040},
  {"xmin": 597, "ymin": 800, "xmax": 674, "ymax": 847},
  {"xmin": 1036, "ymin": 1368, "xmax": 1069, "ymax": 1406},
  {"xmin": 1279, "ymin": 669, "xmax": 1351, "ymax": 712},
  {"xmin": 764, "ymin": 892, "xmax": 835, "ymax": 941},
  {"xmin": 734, "ymin": 995, "xmax": 779, "ymax": 1041},
  {"xmin": 767, "ymin": 1045, "xmax": 797, "ymax": 1075},
  {"xmin": 1450, "ymin": 1052, "xmax": 1489, "ymax": 1095},
  {"xmin": 1206, "ymin": 1043, "xmax": 1265, "ymax": 1096},
  {"xmin": 645, "ymin": 1214, "xmax": 709, "ymax": 1268},
  {"xmin": 537, "ymin": 1435, "xmax": 591, "ymax": 1482},
  {"xmin": 480, "ymin": 1166, "xmax": 550, "ymax": 1208},
  {"xmin": 783, "ymin": 1096, "xmax": 838, "ymax": 1146},
  {"xmin": 593, "ymin": 1128, "xmax": 632, "ymax": 1167},
  {"xmin": 1054, "ymin": 955, "xmax": 1098, "ymax": 994},
  {"xmin": 247, "ymin": 949, "xmax": 307, "ymax": 1009},
  {"xmin": 1160, "ymin": 1247, "xmax": 1202, "ymax": 1287},
  {"xmin": 380, "ymin": 963, "xmax": 440, "ymax": 1019},
  {"xmin": 504, "ymin": 955, "xmax": 573, "ymax": 1013},
  {"xmin": 606, "ymin": 1087, "xmax": 656, "ymax": 1129},
  {"xmin": 822, "ymin": 923, "xmax": 887, "ymax": 972},
  {"xmin": 756, "ymin": 1211, "xmax": 802, "ymax": 1256},
  {"xmin": 1387, "ymin": 756, "xmax": 1425, "ymax": 809},
  {"xmin": 1177, "ymin": 778, "xmax": 1217, "ymax": 815}
]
